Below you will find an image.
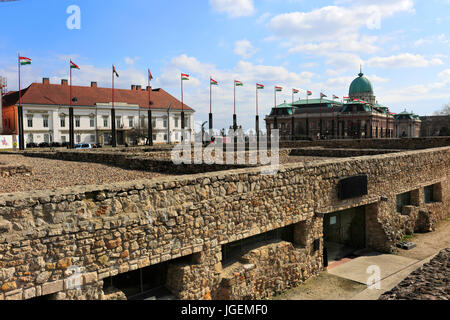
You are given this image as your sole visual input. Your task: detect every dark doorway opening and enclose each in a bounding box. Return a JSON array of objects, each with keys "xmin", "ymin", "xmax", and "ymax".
[
  {"xmin": 103, "ymin": 261, "xmax": 177, "ymax": 300},
  {"xmin": 323, "ymin": 206, "xmax": 366, "ymax": 264}
]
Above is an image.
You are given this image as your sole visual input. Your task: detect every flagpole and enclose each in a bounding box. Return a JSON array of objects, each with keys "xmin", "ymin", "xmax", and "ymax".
[
  {"xmin": 273, "ymin": 86, "xmax": 277, "ymax": 130},
  {"xmin": 233, "ymin": 81, "xmax": 237, "ymax": 131},
  {"xmin": 181, "ymin": 74, "xmax": 185, "ymax": 144},
  {"xmin": 306, "ymin": 91, "xmax": 309, "ymax": 139},
  {"xmin": 69, "ymin": 62, "xmax": 74, "ymax": 149},
  {"xmin": 148, "ymin": 71, "xmax": 153, "ymax": 146},
  {"xmin": 17, "ymin": 53, "xmax": 24, "ymax": 150},
  {"xmin": 320, "ymin": 94, "xmax": 323, "ymax": 138},
  {"xmin": 111, "ymin": 65, "xmax": 117, "ymax": 147},
  {"xmin": 291, "ymin": 90, "xmax": 295, "ymax": 141},
  {"xmin": 256, "ymin": 84, "xmax": 259, "ymax": 150},
  {"xmin": 209, "ymin": 77, "xmax": 213, "ymax": 138}
]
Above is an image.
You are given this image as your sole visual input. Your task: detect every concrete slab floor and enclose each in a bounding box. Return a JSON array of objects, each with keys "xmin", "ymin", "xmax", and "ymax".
[{"xmin": 328, "ymin": 251, "xmax": 419, "ymax": 285}]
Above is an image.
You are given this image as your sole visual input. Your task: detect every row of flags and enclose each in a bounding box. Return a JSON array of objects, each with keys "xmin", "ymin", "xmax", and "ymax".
[{"xmin": 18, "ymin": 55, "xmax": 354, "ymax": 106}]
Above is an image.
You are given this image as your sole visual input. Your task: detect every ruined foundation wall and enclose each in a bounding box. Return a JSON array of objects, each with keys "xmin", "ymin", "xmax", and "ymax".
[{"xmin": 0, "ymin": 147, "xmax": 449, "ymax": 300}]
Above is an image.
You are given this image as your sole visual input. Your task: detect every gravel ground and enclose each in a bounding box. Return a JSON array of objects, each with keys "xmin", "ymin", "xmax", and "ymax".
[
  {"xmin": 379, "ymin": 248, "xmax": 449, "ymax": 300},
  {"xmin": 0, "ymin": 154, "xmax": 169, "ymax": 194}
]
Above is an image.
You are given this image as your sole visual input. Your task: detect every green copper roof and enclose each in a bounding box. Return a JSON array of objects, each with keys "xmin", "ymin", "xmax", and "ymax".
[{"xmin": 349, "ymin": 71, "xmax": 373, "ymax": 95}]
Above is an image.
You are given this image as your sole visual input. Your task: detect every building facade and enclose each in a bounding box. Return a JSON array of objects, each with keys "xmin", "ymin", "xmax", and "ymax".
[
  {"xmin": 265, "ymin": 71, "xmax": 420, "ymax": 140},
  {"xmin": 1, "ymin": 78, "xmax": 195, "ymax": 145},
  {"xmin": 420, "ymin": 115, "xmax": 450, "ymax": 137}
]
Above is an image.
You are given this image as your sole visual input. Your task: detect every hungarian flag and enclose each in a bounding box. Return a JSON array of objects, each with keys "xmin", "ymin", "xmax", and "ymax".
[
  {"xmin": 70, "ymin": 60, "xmax": 80, "ymax": 70},
  {"xmin": 293, "ymin": 88, "xmax": 300, "ymax": 94},
  {"xmin": 113, "ymin": 65, "xmax": 119, "ymax": 78},
  {"xmin": 19, "ymin": 56, "xmax": 32, "ymax": 66},
  {"xmin": 256, "ymin": 83, "xmax": 264, "ymax": 89},
  {"xmin": 235, "ymin": 80, "xmax": 243, "ymax": 86},
  {"xmin": 181, "ymin": 73, "xmax": 190, "ymax": 81},
  {"xmin": 344, "ymin": 96, "xmax": 351, "ymax": 100},
  {"xmin": 148, "ymin": 69, "xmax": 153, "ymax": 81},
  {"xmin": 210, "ymin": 78, "xmax": 218, "ymax": 86},
  {"xmin": 333, "ymin": 95, "xmax": 339, "ymax": 99},
  {"xmin": 320, "ymin": 93, "xmax": 327, "ymax": 98},
  {"xmin": 307, "ymin": 90, "xmax": 312, "ymax": 96},
  {"xmin": 275, "ymin": 86, "xmax": 283, "ymax": 92}
]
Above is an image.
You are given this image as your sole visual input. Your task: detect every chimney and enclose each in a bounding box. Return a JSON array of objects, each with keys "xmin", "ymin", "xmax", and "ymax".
[
  {"xmin": 91, "ymin": 82, "xmax": 97, "ymax": 88},
  {"xmin": 43, "ymin": 78, "xmax": 50, "ymax": 85},
  {"xmin": 136, "ymin": 85, "xmax": 142, "ymax": 90},
  {"xmin": 131, "ymin": 85, "xmax": 136, "ymax": 90},
  {"xmin": 61, "ymin": 79, "xmax": 68, "ymax": 86},
  {"xmin": 146, "ymin": 86, "xmax": 151, "ymax": 91}
]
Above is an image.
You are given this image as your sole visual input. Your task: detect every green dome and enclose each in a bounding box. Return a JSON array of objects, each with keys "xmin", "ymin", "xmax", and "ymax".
[{"xmin": 349, "ymin": 72, "xmax": 373, "ymax": 95}]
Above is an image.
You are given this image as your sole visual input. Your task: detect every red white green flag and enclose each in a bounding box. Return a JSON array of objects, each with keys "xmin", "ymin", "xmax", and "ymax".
[
  {"xmin": 70, "ymin": 60, "xmax": 80, "ymax": 70},
  {"xmin": 181, "ymin": 73, "xmax": 190, "ymax": 81},
  {"xmin": 256, "ymin": 83, "xmax": 264, "ymax": 89},
  {"xmin": 320, "ymin": 93, "xmax": 327, "ymax": 98},
  {"xmin": 148, "ymin": 69, "xmax": 153, "ymax": 81},
  {"xmin": 333, "ymin": 95, "xmax": 339, "ymax": 99},
  {"xmin": 307, "ymin": 90, "xmax": 312, "ymax": 96},
  {"xmin": 235, "ymin": 80, "xmax": 243, "ymax": 86},
  {"xmin": 293, "ymin": 88, "xmax": 300, "ymax": 94},
  {"xmin": 19, "ymin": 56, "xmax": 32, "ymax": 66},
  {"xmin": 344, "ymin": 96, "xmax": 351, "ymax": 100},
  {"xmin": 275, "ymin": 86, "xmax": 283, "ymax": 92},
  {"xmin": 210, "ymin": 78, "xmax": 218, "ymax": 86},
  {"xmin": 113, "ymin": 65, "xmax": 119, "ymax": 78}
]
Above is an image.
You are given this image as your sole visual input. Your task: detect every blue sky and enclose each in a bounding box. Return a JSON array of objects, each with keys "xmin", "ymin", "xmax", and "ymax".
[{"xmin": 1, "ymin": 0, "xmax": 450, "ymax": 131}]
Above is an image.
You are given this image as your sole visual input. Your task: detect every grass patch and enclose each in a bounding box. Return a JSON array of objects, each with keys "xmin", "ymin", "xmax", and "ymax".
[{"xmin": 401, "ymin": 234, "xmax": 415, "ymax": 242}]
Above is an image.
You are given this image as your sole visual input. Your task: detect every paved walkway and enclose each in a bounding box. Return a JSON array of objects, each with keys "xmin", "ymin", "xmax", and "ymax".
[{"xmin": 327, "ymin": 250, "xmax": 434, "ymax": 300}]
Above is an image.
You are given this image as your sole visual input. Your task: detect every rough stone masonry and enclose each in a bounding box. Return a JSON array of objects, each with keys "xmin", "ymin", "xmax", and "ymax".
[{"xmin": 0, "ymin": 146, "xmax": 449, "ymax": 300}]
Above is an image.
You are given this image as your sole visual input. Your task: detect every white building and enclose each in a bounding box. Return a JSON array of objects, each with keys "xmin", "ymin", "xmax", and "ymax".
[{"xmin": 2, "ymin": 78, "xmax": 195, "ymax": 145}]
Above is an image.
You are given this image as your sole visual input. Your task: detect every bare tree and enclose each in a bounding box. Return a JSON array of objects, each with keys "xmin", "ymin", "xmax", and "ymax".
[{"xmin": 434, "ymin": 103, "xmax": 450, "ymax": 115}]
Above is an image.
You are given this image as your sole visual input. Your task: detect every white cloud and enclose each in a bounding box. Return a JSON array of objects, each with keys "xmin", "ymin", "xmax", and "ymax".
[
  {"xmin": 268, "ymin": 1, "xmax": 414, "ymax": 42},
  {"xmin": 366, "ymin": 53, "xmax": 444, "ymax": 68},
  {"xmin": 234, "ymin": 39, "xmax": 258, "ymax": 59},
  {"xmin": 209, "ymin": 0, "xmax": 255, "ymax": 18}
]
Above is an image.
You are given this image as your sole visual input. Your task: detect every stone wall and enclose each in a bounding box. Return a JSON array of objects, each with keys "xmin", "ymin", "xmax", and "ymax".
[
  {"xmin": 0, "ymin": 165, "xmax": 32, "ymax": 177},
  {"xmin": 0, "ymin": 146, "xmax": 449, "ymax": 300},
  {"xmin": 280, "ymin": 137, "xmax": 450, "ymax": 150},
  {"xmin": 289, "ymin": 148, "xmax": 400, "ymax": 158}
]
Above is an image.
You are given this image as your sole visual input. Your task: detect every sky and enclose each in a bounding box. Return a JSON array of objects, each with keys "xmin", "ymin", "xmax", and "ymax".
[{"xmin": 1, "ymin": 0, "xmax": 450, "ymax": 131}]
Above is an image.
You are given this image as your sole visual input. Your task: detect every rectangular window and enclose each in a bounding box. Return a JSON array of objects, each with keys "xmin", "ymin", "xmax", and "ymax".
[
  {"xmin": 43, "ymin": 116, "xmax": 49, "ymax": 128},
  {"xmin": 76, "ymin": 135, "xmax": 81, "ymax": 143},
  {"xmin": 116, "ymin": 117, "xmax": 121, "ymax": 128},
  {"xmin": 152, "ymin": 134, "xmax": 156, "ymax": 141},
  {"xmin": 27, "ymin": 117, "xmax": 33, "ymax": 128},
  {"xmin": 424, "ymin": 185, "xmax": 435, "ymax": 204},
  {"xmin": 396, "ymin": 192, "xmax": 411, "ymax": 213},
  {"xmin": 75, "ymin": 117, "xmax": 81, "ymax": 128},
  {"xmin": 90, "ymin": 118, "xmax": 95, "ymax": 128},
  {"xmin": 103, "ymin": 117, "xmax": 108, "ymax": 128},
  {"xmin": 185, "ymin": 117, "xmax": 189, "ymax": 128},
  {"xmin": 175, "ymin": 118, "xmax": 179, "ymax": 128},
  {"xmin": 164, "ymin": 134, "xmax": 168, "ymax": 141},
  {"xmin": 163, "ymin": 119, "xmax": 167, "ymax": 128},
  {"xmin": 141, "ymin": 118, "xmax": 145, "ymax": 128},
  {"xmin": 61, "ymin": 136, "xmax": 67, "ymax": 143},
  {"xmin": 90, "ymin": 135, "xmax": 96, "ymax": 142},
  {"xmin": 128, "ymin": 117, "xmax": 134, "ymax": 128},
  {"xmin": 152, "ymin": 119, "xmax": 156, "ymax": 128},
  {"xmin": 60, "ymin": 117, "xmax": 66, "ymax": 128}
]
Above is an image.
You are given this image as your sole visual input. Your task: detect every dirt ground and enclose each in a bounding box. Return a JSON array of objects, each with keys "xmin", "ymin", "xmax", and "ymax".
[
  {"xmin": 394, "ymin": 216, "xmax": 450, "ymax": 261},
  {"xmin": 272, "ymin": 273, "xmax": 366, "ymax": 300}
]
